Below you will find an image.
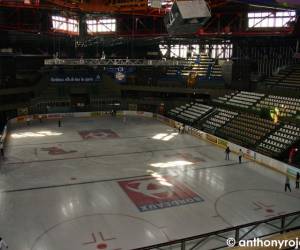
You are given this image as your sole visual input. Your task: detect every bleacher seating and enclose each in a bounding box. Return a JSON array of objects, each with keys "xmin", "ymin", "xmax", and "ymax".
[
  {"xmin": 257, "ymin": 124, "xmax": 300, "ymax": 156},
  {"xmin": 216, "ymin": 113, "xmax": 277, "ymax": 147},
  {"xmin": 201, "ymin": 109, "xmax": 238, "ymax": 132},
  {"xmin": 210, "ymin": 63, "xmax": 223, "ymax": 79},
  {"xmin": 168, "ymin": 91, "xmax": 300, "ymax": 161},
  {"xmin": 214, "ymin": 91, "xmax": 264, "ymax": 109},
  {"xmin": 265, "ymin": 64, "xmax": 300, "ymax": 89},
  {"xmin": 254, "ymin": 95, "xmax": 300, "ymax": 117},
  {"xmin": 168, "ymin": 101, "xmax": 213, "ymax": 124},
  {"xmin": 213, "ymin": 92, "xmax": 236, "ymax": 104},
  {"xmin": 215, "ymin": 91, "xmax": 300, "ymax": 117},
  {"xmin": 226, "ymin": 91, "xmax": 264, "ymax": 109},
  {"xmin": 189, "ymin": 54, "xmax": 212, "ymax": 78},
  {"xmin": 165, "ymin": 53, "xmax": 222, "ymax": 80}
]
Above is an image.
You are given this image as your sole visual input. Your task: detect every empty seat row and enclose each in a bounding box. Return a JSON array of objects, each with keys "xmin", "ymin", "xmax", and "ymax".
[
  {"xmin": 265, "ymin": 64, "xmax": 300, "ymax": 88},
  {"xmin": 201, "ymin": 109, "xmax": 238, "ymax": 132},
  {"xmin": 216, "ymin": 114, "xmax": 275, "ymax": 147},
  {"xmin": 168, "ymin": 102, "xmax": 213, "ymax": 124},
  {"xmin": 257, "ymin": 124, "xmax": 300, "ymax": 156}
]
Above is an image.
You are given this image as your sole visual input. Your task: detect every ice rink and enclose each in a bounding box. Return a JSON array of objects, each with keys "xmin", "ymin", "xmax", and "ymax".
[{"xmin": 1, "ymin": 115, "xmax": 300, "ymax": 250}]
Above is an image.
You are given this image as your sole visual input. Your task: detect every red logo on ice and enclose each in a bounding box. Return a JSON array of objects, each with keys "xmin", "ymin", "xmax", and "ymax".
[
  {"xmin": 118, "ymin": 177, "xmax": 203, "ymax": 212},
  {"xmin": 79, "ymin": 129, "xmax": 119, "ymax": 140}
]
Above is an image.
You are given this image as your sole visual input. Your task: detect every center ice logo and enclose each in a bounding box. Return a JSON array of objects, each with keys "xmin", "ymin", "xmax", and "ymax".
[
  {"xmin": 125, "ymin": 179, "xmax": 174, "ymax": 199},
  {"xmin": 119, "ymin": 177, "xmax": 204, "ymax": 212},
  {"xmin": 79, "ymin": 129, "xmax": 119, "ymax": 140}
]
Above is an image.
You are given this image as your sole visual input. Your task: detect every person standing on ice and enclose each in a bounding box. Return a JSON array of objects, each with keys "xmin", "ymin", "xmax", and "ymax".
[
  {"xmin": 225, "ymin": 146, "xmax": 230, "ymax": 160},
  {"xmin": 0, "ymin": 237, "xmax": 8, "ymax": 249},
  {"xmin": 238, "ymin": 149, "xmax": 243, "ymax": 164},
  {"xmin": 285, "ymin": 176, "xmax": 291, "ymax": 192}
]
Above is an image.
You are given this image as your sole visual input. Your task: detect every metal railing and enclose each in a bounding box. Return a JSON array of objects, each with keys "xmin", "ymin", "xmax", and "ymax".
[
  {"xmin": 133, "ymin": 211, "xmax": 300, "ymax": 250},
  {"xmin": 44, "ymin": 58, "xmax": 194, "ymax": 67}
]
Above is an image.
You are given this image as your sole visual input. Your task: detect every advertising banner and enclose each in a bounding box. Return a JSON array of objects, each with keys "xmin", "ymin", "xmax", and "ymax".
[
  {"xmin": 90, "ymin": 111, "xmax": 104, "ymax": 117},
  {"xmin": 217, "ymin": 138, "xmax": 228, "ymax": 148},
  {"xmin": 206, "ymin": 134, "xmax": 218, "ymax": 144},
  {"xmin": 17, "ymin": 116, "xmax": 26, "ymax": 122},
  {"xmin": 50, "ymin": 70, "xmax": 101, "ymax": 84}
]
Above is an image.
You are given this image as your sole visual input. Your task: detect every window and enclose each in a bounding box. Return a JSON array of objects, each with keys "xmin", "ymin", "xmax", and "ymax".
[
  {"xmin": 52, "ymin": 16, "xmax": 79, "ymax": 33},
  {"xmin": 159, "ymin": 44, "xmax": 168, "ymax": 57},
  {"xmin": 247, "ymin": 11, "xmax": 296, "ymax": 28},
  {"xmin": 87, "ymin": 18, "xmax": 116, "ymax": 33},
  {"xmin": 205, "ymin": 43, "xmax": 233, "ymax": 59},
  {"xmin": 159, "ymin": 44, "xmax": 200, "ymax": 58},
  {"xmin": 171, "ymin": 45, "xmax": 181, "ymax": 58},
  {"xmin": 159, "ymin": 43, "xmax": 232, "ymax": 59}
]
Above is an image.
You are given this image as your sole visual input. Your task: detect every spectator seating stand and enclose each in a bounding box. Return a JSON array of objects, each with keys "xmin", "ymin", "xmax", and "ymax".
[
  {"xmin": 200, "ymin": 108, "xmax": 238, "ymax": 133},
  {"xmin": 257, "ymin": 124, "xmax": 300, "ymax": 157},
  {"xmin": 168, "ymin": 101, "xmax": 213, "ymax": 124}
]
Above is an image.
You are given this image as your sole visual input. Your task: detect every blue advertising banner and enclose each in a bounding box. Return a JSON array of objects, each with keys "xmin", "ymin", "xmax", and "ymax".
[{"xmin": 50, "ymin": 70, "xmax": 101, "ymax": 84}]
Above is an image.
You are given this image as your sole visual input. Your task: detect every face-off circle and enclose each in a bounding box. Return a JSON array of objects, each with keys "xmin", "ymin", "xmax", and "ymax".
[
  {"xmin": 215, "ymin": 190, "xmax": 300, "ymax": 226},
  {"xmin": 31, "ymin": 213, "xmax": 169, "ymax": 250}
]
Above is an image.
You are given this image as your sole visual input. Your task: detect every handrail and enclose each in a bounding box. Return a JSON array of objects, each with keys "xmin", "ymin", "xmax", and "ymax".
[
  {"xmin": 44, "ymin": 58, "xmax": 194, "ymax": 67},
  {"xmin": 132, "ymin": 210, "xmax": 300, "ymax": 249}
]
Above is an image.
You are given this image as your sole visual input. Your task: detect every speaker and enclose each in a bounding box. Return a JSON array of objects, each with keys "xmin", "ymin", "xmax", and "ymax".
[{"xmin": 164, "ymin": 0, "xmax": 211, "ymax": 35}]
